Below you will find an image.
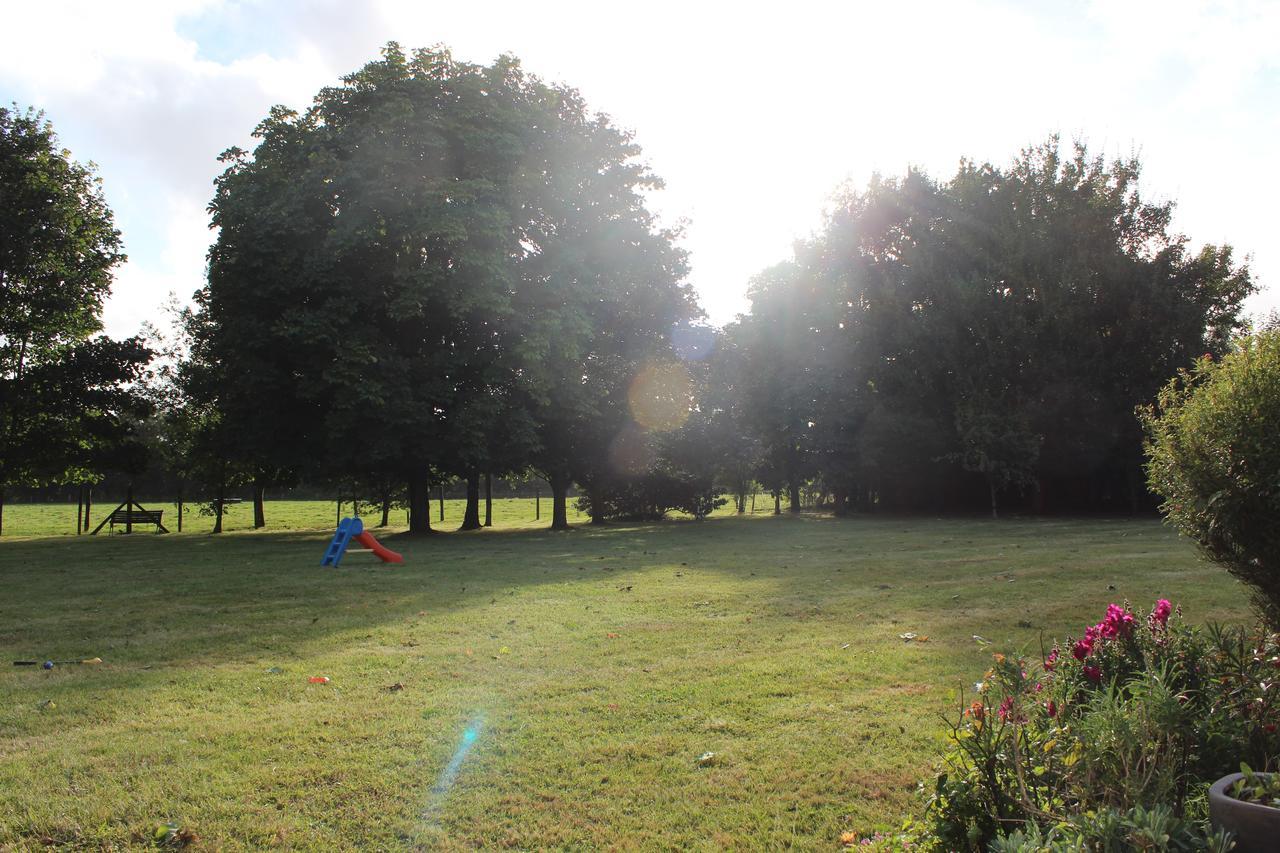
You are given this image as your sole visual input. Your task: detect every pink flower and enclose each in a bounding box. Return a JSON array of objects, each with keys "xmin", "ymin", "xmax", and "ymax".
[
  {"xmin": 998, "ymin": 696, "xmax": 1015, "ymax": 722},
  {"xmin": 1083, "ymin": 665, "xmax": 1102, "ymax": 683},
  {"xmin": 1072, "ymin": 638, "xmax": 1092, "ymax": 661},
  {"xmin": 1046, "ymin": 700, "xmax": 1057, "ymax": 717},
  {"xmin": 1100, "ymin": 604, "xmax": 1136, "ymax": 639},
  {"xmin": 1152, "ymin": 599, "xmax": 1172, "ymax": 627}
]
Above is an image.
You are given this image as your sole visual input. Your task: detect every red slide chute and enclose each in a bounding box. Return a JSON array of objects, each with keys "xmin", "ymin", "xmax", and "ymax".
[{"xmin": 352, "ymin": 530, "xmax": 404, "ymax": 564}]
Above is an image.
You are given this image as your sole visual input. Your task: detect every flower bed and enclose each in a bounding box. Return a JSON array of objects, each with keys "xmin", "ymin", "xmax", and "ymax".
[{"xmin": 854, "ymin": 601, "xmax": 1280, "ymax": 851}]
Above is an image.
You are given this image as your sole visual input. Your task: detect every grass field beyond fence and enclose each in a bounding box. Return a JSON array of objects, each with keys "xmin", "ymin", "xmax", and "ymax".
[
  {"xmin": 0, "ymin": 513, "xmax": 1247, "ymax": 849},
  {"xmin": 0, "ymin": 496, "xmax": 762, "ymax": 538}
]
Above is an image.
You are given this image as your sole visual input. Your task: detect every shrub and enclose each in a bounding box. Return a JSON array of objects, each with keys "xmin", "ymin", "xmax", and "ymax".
[
  {"xmin": 574, "ymin": 472, "xmax": 725, "ymax": 521},
  {"xmin": 875, "ymin": 602, "xmax": 1280, "ymax": 851},
  {"xmin": 988, "ymin": 805, "xmax": 1234, "ymax": 852},
  {"xmin": 1141, "ymin": 330, "xmax": 1280, "ymax": 625}
]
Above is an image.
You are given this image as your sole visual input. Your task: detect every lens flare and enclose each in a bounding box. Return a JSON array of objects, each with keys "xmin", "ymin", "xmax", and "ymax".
[
  {"xmin": 627, "ymin": 361, "xmax": 692, "ymax": 432},
  {"xmin": 608, "ymin": 422, "xmax": 656, "ymax": 476},
  {"xmin": 422, "ymin": 718, "xmax": 484, "ymax": 820}
]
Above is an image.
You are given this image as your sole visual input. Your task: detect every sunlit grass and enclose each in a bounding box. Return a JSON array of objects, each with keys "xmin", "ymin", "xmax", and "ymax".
[
  {"xmin": 0, "ymin": 513, "xmax": 1247, "ymax": 848},
  {"xmin": 0, "ymin": 495, "xmax": 755, "ymax": 538}
]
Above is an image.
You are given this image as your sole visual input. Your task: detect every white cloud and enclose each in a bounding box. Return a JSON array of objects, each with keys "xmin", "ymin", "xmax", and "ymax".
[{"xmin": 4, "ymin": 0, "xmax": 1276, "ymax": 334}]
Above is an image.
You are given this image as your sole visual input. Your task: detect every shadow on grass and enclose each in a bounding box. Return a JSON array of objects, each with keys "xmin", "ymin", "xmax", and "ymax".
[
  {"xmin": 0, "ymin": 514, "xmax": 1192, "ymax": 657},
  {"xmin": 0, "ymin": 512, "xmax": 1222, "ymax": 741}
]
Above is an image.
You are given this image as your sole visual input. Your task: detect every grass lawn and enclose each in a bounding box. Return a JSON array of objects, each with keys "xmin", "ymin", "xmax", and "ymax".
[
  {"xmin": 0, "ymin": 512, "xmax": 1248, "ymax": 849},
  {"xmin": 0, "ymin": 496, "xmax": 599, "ymax": 538}
]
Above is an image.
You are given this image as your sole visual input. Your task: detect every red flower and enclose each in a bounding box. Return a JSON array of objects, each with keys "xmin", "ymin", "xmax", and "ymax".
[{"xmin": 1083, "ymin": 665, "xmax": 1102, "ymax": 683}]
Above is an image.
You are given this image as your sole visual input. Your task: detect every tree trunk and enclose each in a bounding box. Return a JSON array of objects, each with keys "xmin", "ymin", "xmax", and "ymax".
[
  {"xmin": 213, "ymin": 478, "xmax": 225, "ymax": 534},
  {"xmin": 460, "ymin": 469, "xmax": 482, "ymax": 530},
  {"xmin": 76, "ymin": 486, "xmax": 84, "ymax": 535},
  {"xmin": 252, "ymin": 479, "xmax": 266, "ymax": 528},
  {"xmin": 84, "ymin": 487, "xmax": 92, "ymax": 532},
  {"xmin": 177, "ymin": 486, "xmax": 183, "ymax": 534},
  {"xmin": 989, "ymin": 479, "xmax": 999, "ymax": 520},
  {"xmin": 484, "ymin": 472, "xmax": 492, "ymax": 527},
  {"xmin": 380, "ymin": 491, "xmax": 391, "ymax": 528},
  {"xmin": 789, "ymin": 481, "xmax": 801, "ymax": 514},
  {"xmin": 773, "ymin": 491, "xmax": 781, "ymax": 515},
  {"xmin": 439, "ymin": 484, "xmax": 445, "ymax": 523},
  {"xmin": 407, "ymin": 474, "xmax": 433, "ymax": 534},
  {"xmin": 833, "ymin": 488, "xmax": 849, "ymax": 517},
  {"xmin": 549, "ymin": 473, "xmax": 570, "ymax": 531},
  {"xmin": 736, "ymin": 489, "xmax": 746, "ymax": 514}
]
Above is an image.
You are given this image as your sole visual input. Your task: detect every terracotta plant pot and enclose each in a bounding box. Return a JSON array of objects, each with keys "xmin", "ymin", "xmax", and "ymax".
[{"xmin": 1209, "ymin": 772, "xmax": 1280, "ymax": 853}]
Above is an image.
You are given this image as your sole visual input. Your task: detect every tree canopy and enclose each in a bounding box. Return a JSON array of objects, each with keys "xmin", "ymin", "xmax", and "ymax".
[
  {"xmin": 0, "ymin": 105, "xmax": 150, "ymax": 532},
  {"xmin": 193, "ymin": 44, "xmax": 696, "ymax": 532},
  {"xmin": 727, "ymin": 139, "xmax": 1253, "ymax": 517}
]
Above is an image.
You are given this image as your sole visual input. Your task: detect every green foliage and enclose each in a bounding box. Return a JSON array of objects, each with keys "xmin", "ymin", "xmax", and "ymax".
[
  {"xmin": 0, "ymin": 106, "xmax": 151, "ymax": 518},
  {"xmin": 989, "ymin": 805, "xmax": 1234, "ymax": 852},
  {"xmin": 1142, "ymin": 330, "xmax": 1280, "ymax": 624},
  {"xmin": 0, "ymin": 105, "xmax": 123, "ymax": 346},
  {"xmin": 949, "ymin": 394, "xmax": 1041, "ymax": 518},
  {"xmin": 728, "ymin": 262, "xmax": 818, "ymax": 511},
  {"xmin": 574, "ymin": 470, "xmax": 724, "ymax": 522},
  {"xmin": 1230, "ymin": 762, "xmax": 1280, "ymax": 808},
  {"xmin": 193, "ymin": 44, "xmax": 693, "ymax": 532},
  {"xmin": 904, "ymin": 603, "xmax": 1280, "ymax": 851},
  {"xmin": 734, "ymin": 138, "xmax": 1253, "ymax": 515}
]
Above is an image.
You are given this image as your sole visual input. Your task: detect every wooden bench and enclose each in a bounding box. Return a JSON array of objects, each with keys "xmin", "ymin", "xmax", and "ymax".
[{"xmin": 106, "ymin": 508, "xmax": 168, "ymax": 534}]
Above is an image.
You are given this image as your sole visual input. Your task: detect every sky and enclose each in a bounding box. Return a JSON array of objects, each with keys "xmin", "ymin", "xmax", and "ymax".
[{"xmin": 4, "ymin": 0, "xmax": 1277, "ymax": 338}]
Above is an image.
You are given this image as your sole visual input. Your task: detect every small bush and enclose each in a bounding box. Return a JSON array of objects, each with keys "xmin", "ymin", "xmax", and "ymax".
[
  {"xmin": 1142, "ymin": 330, "xmax": 1280, "ymax": 624},
  {"xmin": 872, "ymin": 602, "xmax": 1280, "ymax": 851},
  {"xmin": 575, "ymin": 472, "xmax": 725, "ymax": 521}
]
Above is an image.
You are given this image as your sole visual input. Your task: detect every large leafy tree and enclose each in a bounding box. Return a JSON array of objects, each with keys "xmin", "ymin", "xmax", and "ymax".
[
  {"xmin": 733, "ymin": 262, "xmax": 820, "ymax": 514},
  {"xmin": 199, "ymin": 47, "xmax": 536, "ymax": 533},
  {"xmin": 0, "ymin": 106, "xmax": 150, "ymax": 532},
  {"xmin": 496, "ymin": 76, "xmax": 696, "ymax": 530},
  {"xmin": 196, "ymin": 45, "xmax": 693, "ymax": 533},
  {"xmin": 736, "ymin": 138, "xmax": 1252, "ymax": 515}
]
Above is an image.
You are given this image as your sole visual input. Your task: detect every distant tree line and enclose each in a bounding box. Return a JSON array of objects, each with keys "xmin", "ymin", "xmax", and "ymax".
[
  {"xmin": 723, "ymin": 143, "xmax": 1252, "ymax": 517},
  {"xmin": 0, "ymin": 48, "xmax": 1255, "ymax": 535}
]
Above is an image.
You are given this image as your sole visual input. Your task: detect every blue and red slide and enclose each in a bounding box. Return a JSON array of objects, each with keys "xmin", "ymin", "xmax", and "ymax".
[{"xmin": 321, "ymin": 517, "xmax": 404, "ymax": 567}]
